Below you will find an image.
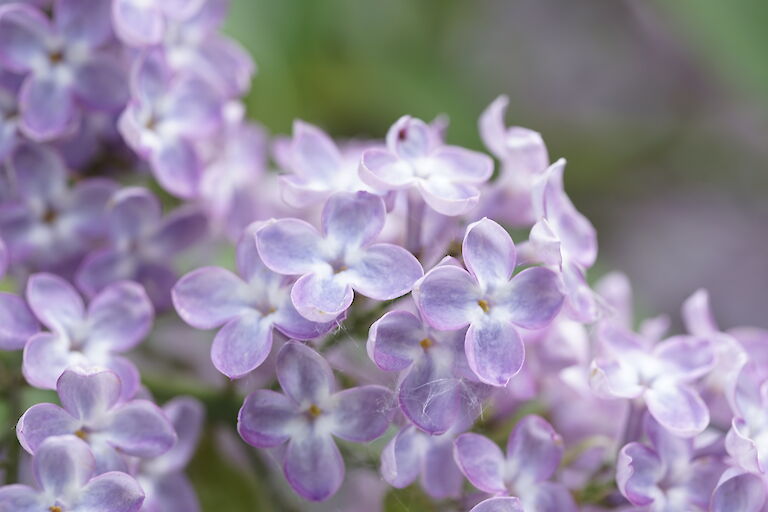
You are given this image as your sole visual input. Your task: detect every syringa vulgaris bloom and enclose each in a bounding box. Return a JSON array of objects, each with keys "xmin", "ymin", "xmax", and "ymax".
[
  {"xmin": 238, "ymin": 341, "xmax": 393, "ymax": 501},
  {"xmin": 17, "ymin": 368, "xmax": 176, "ymax": 474},
  {"xmin": 414, "ymin": 217, "xmax": 564, "ymax": 386},
  {"xmin": 617, "ymin": 415, "xmax": 724, "ymax": 511},
  {"xmin": 359, "ymin": 115, "xmax": 493, "ymax": 216},
  {"xmin": 0, "ymin": 0, "xmax": 128, "ymax": 141},
  {"xmin": 724, "ymin": 359, "xmax": 768, "ymax": 476},
  {"xmin": 256, "ymin": 191, "xmax": 423, "ymax": 322},
  {"xmin": 173, "ymin": 223, "xmax": 337, "ymax": 379},
  {"xmin": 0, "ymin": 435, "xmax": 144, "ymax": 512},
  {"xmin": 454, "ymin": 415, "xmax": 577, "ymax": 512},
  {"xmin": 21, "ymin": 272, "xmax": 153, "ymax": 399}
]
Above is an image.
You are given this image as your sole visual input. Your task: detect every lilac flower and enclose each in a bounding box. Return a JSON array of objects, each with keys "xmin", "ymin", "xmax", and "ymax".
[
  {"xmin": 367, "ymin": 309, "xmax": 486, "ymax": 434},
  {"xmin": 617, "ymin": 415, "xmax": 724, "ymax": 510},
  {"xmin": 711, "ymin": 469, "xmax": 766, "ymax": 512},
  {"xmin": 0, "ymin": 143, "xmax": 117, "ymax": 270},
  {"xmin": 469, "ymin": 497, "xmax": 525, "ymax": 512},
  {"xmin": 359, "ymin": 115, "xmax": 493, "ymax": 216},
  {"xmin": 279, "ymin": 121, "xmax": 379, "ymax": 208},
  {"xmin": 0, "ymin": 70, "xmax": 22, "ymax": 160},
  {"xmin": 453, "ymin": 415, "xmax": 577, "ymax": 511},
  {"xmin": 256, "ymin": 191, "xmax": 423, "ymax": 322},
  {"xmin": 21, "ymin": 272, "xmax": 153, "ymax": 399},
  {"xmin": 590, "ymin": 323, "xmax": 715, "ymax": 438},
  {"xmin": 76, "ymin": 187, "xmax": 207, "ymax": 310},
  {"xmin": 478, "ymin": 95, "xmax": 549, "ymax": 227},
  {"xmin": 112, "ymin": 0, "xmax": 204, "ymax": 47},
  {"xmin": 527, "ymin": 158, "xmax": 600, "ymax": 322},
  {"xmin": 0, "ymin": 289, "xmax": 38, "ymax": 350},
  {"xmin": 724, "ymin": 361, "xmax": 768, "ymax": 475},
  {"xmin": 0, "ymin": 435, "xmax": 144, "ymax": 512},
  {"xmin": 17, "ymin": 368, "xmax": 176, "ymax": 473},
  {"xmin": 134, "ymin": 397, "xmax": 203, "ymax": 512},
  {"xmin": 238, "ymin": 341, "xmax": 393, "ymax": 501},
  {"xmin": 0, "ymin": 1, "xmax": 128, "ymax": 140},
  {"xmin": 413, "ymin": 218, "xmax": 564, "ymax": 386},
  {"xmin": 118, "ymin": 51, "xmax": 223, "ymax": 198},
  {"xmin": 380, "ymin": 425, "xmax": 466, "ymax": 500},
  {"xmin": 173, "ymin": 224, "xmax": 336, "ymax": 379}
]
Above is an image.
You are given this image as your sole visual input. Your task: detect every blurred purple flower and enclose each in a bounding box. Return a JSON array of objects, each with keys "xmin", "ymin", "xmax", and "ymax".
[
  {"xmin": 21, "ymin": 272, "xmax": 153, "ymax": 399},
  {"xmin": 414, "ymin": 218, "xmax": 564, "ymax": 386},
  {"xmin": 238, "ymin": 341, "xmax": 393, "ymax": 501},
  {"xmin": 0, "ymin": 435, "xmax": 144, "ymax": 512},
  {"xmin": 76, "ymin": 187, "xmax": 207, "ymax": 310},
  {"xmin": 173, "ymin": 223, "xmax": 337, "ymax": 379},
  {"xmin": 0, "ymin": 70, "xmax": 22, "ymax": 160},
  {"xmin": 360, "ymin": 115, "xmax": 493, "ymax": 216},
  {"xmin": 0, "ymin": 288, "xmax": 39, "ymax": 351},
  {"xmin": 711, "ymin": 469, "xmax": 767, "ymax": 512},
  {"xmin": 0, "ymin": 1, "xmax": 128, "ymax": 140},
  {"xmin": 256, "ymin": 191, "xmax": 423, "ymax": 322},
  {"xmin": 470, "ymin": 497, "xmax": 525, "ymax": 512}
]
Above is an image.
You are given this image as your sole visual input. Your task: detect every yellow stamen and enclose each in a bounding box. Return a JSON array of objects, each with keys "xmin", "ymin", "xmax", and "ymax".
[
  {"xmin": 50, "ymin": 507, "xmax": 62, "ymax": 512},
  {"xmin": 74, "ymin": 429, "xmax": 87, "ymax": 440},
  {"xmin": 419, "ymin": 338, "xmax": 433, "ymax": 350},
  {"xmin": 308, "ymin": 404, "xmax": 322, "ymax": 418},
  {"xmin": 478, "ymin": 300, "xmax": 490, "ymax": 313}
]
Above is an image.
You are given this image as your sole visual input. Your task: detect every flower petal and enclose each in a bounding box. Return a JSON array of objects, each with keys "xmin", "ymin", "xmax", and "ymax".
[
  {"xmin": 0, "ymin": 485, "xmax": 45, "ymax": 512},
  {"xmin": 86, "ymin": 281, "xmax": 154, "ymax": 352},
  {"xmin": 22, "ymin": 332, "xmax": 73, "ymax": 389},
  {"xmin": 616, "ymin": 442, "xmax": 664, "ymax": 506},
  {"xmin": 645, "ymin": 383, "xmax": 709, "ymax": 438},
  {"xmin": 289, "ymin": 120, "xmax": 342, "ymax": 182},
  {"xmin": 104, "ymin": 400, "xmax": 177, "ymax": 457},
  {"xmin": 73, "ymin": 56, "xmax": 129, "ymax": 111},
  {"xmin": 284, "ymin": 433, "xmax": 344, "ymax": 501},
  {"xmin": 398, "ymin": 354, "xmax": 464, "ymax": 435},
  {"xmin": 421, "ymin": 438, "xmax": 464, "ymax": 499},
  {"xmin": 505, "ymin": 415, "xmax": 564, "ymax": 486},
  {"xmin": 112, "ymin": 0, "xmax": 165, "ymax": 46},
  {"xmin": 172, "ymin": 267, "xmax": 249, "ymax": 329},
  {"xmin": 0, "ymin": 5, "xmax": 48, "ymax": 73},
  {"xmin": 653, "ymin": 335, "xmax": 715, "ymax": 381},
  {"xmin": 211, "ymin": 312, "xmax": 273, "ymax": 379},
  {"xmin": 386, "ymin": 116, "xmax": 433, "ymax": 159},
  {"xmin": 144, "ymin": 397, "xmax": 204, "ymax": 474},
  {"xmin": 16, "ymin": 403, "xmax": 78, "ymax": 454},
  {"xmin": 108, "ymin": 187, "xmax": 162, "ymax": 241},
  {"xmin": 74, "ymin": 471, "xmax": 145, "ymax": 512},
  {"xmin": 417, "ymin": 178, "xmax": 480, "ymax": 217},
  {"xmin": 431, "ymin": 146, "xmax": 493, "ymax": 184},
  {"xmin": 380, "ymin": 427, "xmax": 422, "ymax": 489},
  {"xmin": 367, "ymin": 310, "xmax": 422, "ymax": 372},
  {"xmin": 0, "ymin": 292, "xmax": 39, "ymax": 350},
  {"xmin": 463, "ymin": 218, "xmax": 515, "ymax": 290},
  {"xmin": 522, "ymin": 481, "xmax": 577, "ymax": 512},
  {"xmin": 469, "ymin": 497, "xmax": 524, "ymax": 512},
  {"xmin": 56, "ymin": 368, "xmax": 120, "ymax": 422},
  {"xmin": 277, "ymin": 341, "xmax": 335, "ymax": 405},
  {"xmin": 414, "ymin": 265, "xmax": 479, "ymax": 331},
  {"xmin": 348, "ymin": 243, "xmax": 423, "ymax": 300},
  {"xmin": 55, "ymin": 0, "xmax": 113, "ymax": 47},
  {"xmin": 329, "ymin": 385, "xmax": 393, "ymax": 442},
  {"xmin": 34, "ymin": 435, "xmax": 95, "ymax": 498},
  {"xmin": 465, "ymin": 316, "xmax": 524, "ymax": 387},
  {"xmin": 26, "ymin": 273, "xmax": 84, "ymax": 335},
  {"xmin": 255, "ymin": 218, "xmax": 323, "ymax": 275},
  {"xmin": 291, "ymin": 272, "xmax": 353, "ymax": 323},
  {"xmin": 19, "ymin": 76, "xmax": 75, "ymax": 141},
  {"xmin": 499, "ymin": 267, "xmax": 564, "ymax": 330},
  {"xmin": 238, "ymin": 390, "xmax": 296, "ymax": 448},
  {"xmin": 321, "ymin": 191, "xmax": 385, "ymax": 250},
  {"xmin": 711, "ymin": 471, "xmax": 766, "ymax": 512},
  {"xmin": 359, "ymin": 147, "xmax": 414, "ymax": 190},
  {"xmin": 453, "ymin": 433, "xmax": 507, "ymax": 494},
  {"xmin": 145, "ymin": 206, "xmax": 207, "ymax": 255},
  {"xmin": 725, "ymin": 418, "xmax": 763, "ymax": 474},
  {"xmin": 149, "ymin": 138, "xmax": 201, "ymax": 199}
]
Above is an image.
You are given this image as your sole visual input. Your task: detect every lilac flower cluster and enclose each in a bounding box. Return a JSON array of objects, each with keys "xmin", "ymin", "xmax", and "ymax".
[{"xmin": 0, "ymin": 1, "xmax": 764, "ymax": 511}]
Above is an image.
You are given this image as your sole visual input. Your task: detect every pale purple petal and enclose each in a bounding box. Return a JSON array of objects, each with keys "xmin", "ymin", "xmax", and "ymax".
[
  {"xmin": 149, "ymin": 139, "xmax": 201, "ymax": 199},
  {"xmin": 367, "ymin": 310, "xmax": 422, "ymax": 372},
  {"xmin": 112, "ymin": 0, "xmax": 164, "ymax": 46},
  {"xmin": 238, "ymin": 390, "xmax": 296, "ymax": 448},
  {"xmin": 140, "ymin": 473, "xmax": 197, "ymax": 512},
  {"xmin": 359, "ymin": 148, "xmax": 414, "ymax": 190},
  {"xmin": 321, "ymin": 192, "xmax": 385, "ymax": 249},
  {"xmin": 399, "ymin": 355, "xmax": 465, "ymax": 434},
  {"xmin": 505, "ymin": 415, "xmax": 563, "ymax": 485},
  {"xmin": 645, "ymin": 383, "xmax": 709, "ymax": 438},
  {"xmin": 500, "ymin": 267, "xmax": 565, "ymax": 330},
  {"xmin": 64, "ymin": 179, "xmax": 118, "ymax": 240},
  {"xmin": 380, "ymin": 427, "xmax": 421, "ymax": 489},
  {"xmin": 725, "ymin": 419, "xmax": 763, "ymax": 474},
  {"xmin": 0, "ymin": 485, "xmax": 45, "ymax": 512},
  {"xmin": 194, "ymin": 34, "xmax": 254, "ymax": 97},
  {"xmin": 421, "ymin": 439, "xmax": 464, "ymax": 499},
  {"xmin": 0, "ymin": 5, "xmax": 48, "ymax": 73},
  {"xmin": 431, "ymin": 146, "xmax": 493, "ymax": 184},
  {"xmin": 104, "ymin": 400, "xmax": 176, "ymax": 457},
  {"xmin": 0, "ymin": 237, "xmax": 7, "ymax": 278},
  {"xmin": 523, "ymin": 482, "xmax": 578, "ymax": 512},
  {"xmin": 16, "ymin": 403, "xmax": 79, "ymax": 453},
  {"xmin": 9, "ymin": 142, "xmax": 67, "ymax": 199},
  {"xmin": 348, "ymin": 243, "xmax": 423, "ymax": 300},
  {"xmin": 26, "ymin": 272, "xmax": 84, "ymax": 334},
  {"xmin": 210, "ymin": 312, "xmax": 273, "ymax": 379},
  {"xmin": 108, "ymin": 187, "xmax": 162, "ymax": 241},
  {"xmin": 276, "ymin": 341, "xmax": 335, "ymax": 405},
  {"xmin": 0, "ymin": 292, "xmax": 39, "ymax": 350},
  {"xmin": 616, "ymin": 442, "xmax": 663, "ymax": 506},
  {"xmin": 453, "ymin": 433, "xmax": 507, "ymax": 494},
  {"xmin": 22, "ymin": 332, "xmax": 72, "ymax": 389},
  {"xmin": 34, "ymin": 436, "xmax": 95, "ymax": 497},
  {"xmin": 284, "ymin": 433, "xmax": 344, "ymax": 501},
  {"xmin": 74, "ymin": 471, "xmax": 145, "ymax": 512},
  {"xmin": 55, "ymin": 0, "xmax": 112, "ymax": 47},
  {"xmin": 256, "ymin": 218, "xmax": 323, "ymax": 275},
  {"xmin": 479, "ymin": 95, "xmax": 510, "ymax": 158},
  {"xmin": 465, "ymin": 316, "xmax": 524, "ymax": 387},
  {"xmin": 417, "ymin": 178, "xmax": 480, "ymax": 217},
  {"xmin": 272, "ymin": 301, "xmax": 336, "ymax": 340},
  {"xmin": 414, "ymin": 265, "xmax": 479, "ymax": 330},
  {"xmin": 76, "ymin": 250, "xmax": 129, "ymax": 299},
  {"xmin": 469, "ymin": 497, "xmax": 524, "ymax": 512},
  {"xmin": 146, "ymin": 397, "xmax": 204, "ymax": 474},
  {"xmin": 329, "ymin": 385, "xmax": 392, "ymax": 442},
  {"xmin": 73, "ymin": 56, "xmax": 129, "ymax": 111},
  {"xmin": 386, "ymin": 116, "xmax": 433, "ymax": 158},
  {"xmin": 145, "ymin": 207, "xmax": 207, "ymax": 255},
  {"xmin": 653, "ymin": 335, "xmax": 715, "ymax": 381},
  {"xmin": 86, "ymin": 281, "xmax": 153, "ymax": 352},
  {"xmin": 57, "ymin": 368, "xmax": 120, "ymax": 422},
  {"xmin": 291, "ymin": 272, "xmax": 353, "ymax": 323},
  {"xmin": 711, "ymin": 471, "xmax": 766, "ymax": 512},
  {"xmin": 290, "ymin": 120, "xmax": 342, "ymax": 182},
  {"xmin": 19, "ymin": 76, "xmax": 75, "ymax": 141},
  {"xmin": 172, "ymin": 267, "xmax": 248, "ymax": 329},
  {"xmin": 463, "ymin": 218, "xmax": 515, "ymax": 290},
  {"xmin": 104, "ymin": 356, "xmax": 141, "ymax": 402}
]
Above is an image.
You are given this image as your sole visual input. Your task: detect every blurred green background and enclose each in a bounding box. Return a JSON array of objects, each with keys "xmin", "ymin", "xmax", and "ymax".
[{"xmin": 224, "ymin": 0, "xmax": 768, "ymax": 332}]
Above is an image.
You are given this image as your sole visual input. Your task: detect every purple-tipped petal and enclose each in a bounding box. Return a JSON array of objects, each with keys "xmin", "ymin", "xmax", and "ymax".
[
  {"xmin": 506, "ymin": 415, "xmax": 564, "ymax": 486},
  {"xmin": 276, "ymin": 341, "xmax": 335, "ymax": 405},
  {"xmin": 645, "ymin": 383, "xmax": 709, "ymax": 437},
  {"xmin": 256, "ymin": 218, "xmax": 323, "ymax": 275},
  {"xmin": 172, "ymin": 267, "xmax": 249, "ymax": 329},
  {"xmin": 9, "ymin": 142, "xmax": 67, "ymax": 198},
  {"xmin": 0, "ymin": 5, "xmax": 48, "ymax": 73},
  {"xmin": 329, "ymin": 385, "xmax": 392, "ymax": 442},
  {"xmin": 367, "ymin": 310, "xmax": 422, "ymax": 372},
  {"xmin": 711, "ymin": 471, "xmax": 766, "ymax": 512},
  {"xmin": 211, "ymin": 312, "xmax": 273, "ymax": 379},
  {"xmin": 87, "ymin": 281, "xmax": 154, "ymax": 352},
  {"xmin": 349, "ymin": 243, "xmax": 423, "ymax": 300},
  {"xmin": 26, "ymin": 273, "xmax": 84, "ymax": 334},
  {"xmin": 616, "ymin": 442, "xmax": 663, "ymax": 506},
  {"xmin": 22, "ymin": 332, "xmax": 72, "ymax": 389},
  {"xmin": 16, "ymin": 403, "xmax": 78, "ymax": 454},
  {"xmin": 291, "ymin": 272, "xmax": 353, "ymax": 323},
  {"xmin": 463, "ymin": 218, "xmax": 515, "ymax": 290},
  {"xmin": 74, "ymin": 471, "xmax": 145, "ymax": 512},
  {"xmin": 104, "ymin": 400, "xmax": 176, "ymax": 457},
  {"xmin": 57, "ymin": 368, "xmax": 120, "ymax": 422},
  {"xmin": 465, "ymin": 316, "xmax": 524, "ymax": 387},
  {"xmin": 380, "ymin": 427, "xmax": 422, "ymax": 489},
  {"xmin": 238, "ymin": 390, "xmax": 296, "ymax": 448},
  {"xmin": 469, "ymin": 497, "xmax": 524, "ymax": 512},
  {"xmin": 273, "ymin": 301, "xmax": 336, "ymax": 341},
  {"xmin": 19, "ymin": 76, "xmax": 75, "ymax": 141},
  {"xmin": 321, "ymin": 192, "xmax": 385, "ymax": 249},
  {"xmin": 500, "ymin": 267, "xmax": 565, "ymax": 330},
  {"xmin": 0, "ymin": 484, "xmax": 44, "ymax": 512},
  {"xmin": 0, "ymin": 292, "xmax": 39, "ymax": 350},
  {"xmin": 414, "ymin": 265, "xmax": 479, "ymax": 330},
  {"xmin": 479, "ymin": 95, "xmax": 510, "ymax": 158},
  {"xmin": 453, "ymin": 433, "xmax": 507, "ymax": 494},
  {"xmin": 33, "ymin": 436, "xmax": 95, "ymax": 498},
  {"xmin": 284, "ymin": 433, "xmax": 344, "ymax": 501}
]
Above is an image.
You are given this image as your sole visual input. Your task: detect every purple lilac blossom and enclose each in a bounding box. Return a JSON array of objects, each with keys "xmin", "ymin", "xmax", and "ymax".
[
  {"xmin": 21, "ymin": 272, "xmax": 153, "ymax": 399},
  {"xmin": 359, "ymin": 115, "xmax": 493, "ymax": 216},
  {"xmin": 711, "ymin": 469, "xmax": 767, "ymax": 512},
  {"xmin": 0, "ymin": 70, "xmax": 21, "ymax": 160},
  {"xmin": 238, "ymin": 341, "xmax": 393, "ymax": 501},
  {"xmin": 75, "ymin": 186, "xmax": 207, "ymax": 309},
  {"xmin": 17, "ymin": 368, "xmax": 176, "ymax": 473},
  {"xmin": 256, "ymin": 191, "xmax": 423, "ymax": 322},
  {"xmin": 0, "ymin": 288, "xmax": 39, "ymax": 350},
  {"xmin": 173, "ymin": 223, "xmax": 337, "ymax": 379},
  {"xmin": 414, "ymin": 217, "xmax": 564, "ymax": 386},
  {"xmin": 725, "ymin": 360, "xmax": 768, "ymax": 475},
  {"xmin": 453, "ymin": 415, "xmax": 577, "ymax": 511},
  {"xmin": 0, "ymin": 0, "xmax": 128, "ymax": 141},
  {"xmin": 0, "ymin": 435, "xmax": 144, "ymax": 512}
]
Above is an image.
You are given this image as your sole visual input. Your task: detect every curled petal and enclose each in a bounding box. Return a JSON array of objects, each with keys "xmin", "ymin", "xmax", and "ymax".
[
  {"xmin": 284, "ymin": 433, "xmax": 344, "ymax": 501},
  {"xmin": 172, "ymin": 267, "xmax": 249, "ymax": 329},
  {"xmin": 453, "ymin": 433, "xmax": 507, "ymax": 494},
  {"xmin": 74, "ymin": 471, "xmax": 145, "ymax": 512},
  {"xmin": 367, "ymin": 310, "xmax": 422, "ymax": 372},
  {"xmin": 725, "ymin": 418, "xmax": 763, "ymax": 474},
  {"xmin": 104, "ymin": 356, "xmax": 141, "ymax": 402},
  {"xmin": 0, "ymin": 292, "xmax": 39, "ymax": 350},
  {"xmin": 386, "ymin": 116, "xmax": 433, "ymax": 158},
  {"xmin": 463, "ymin": 218, "xmax": 516, "ymax": 290},
  {"xmin": 414, "ymin": 265, "xmax": 478, "ymax": 331},
  {"xmin": 359, "ymin": 148, "xmax": 414, "ymax": 190},
  {"xmin": 87, "ymin": 281, "xmax": 154, "ymax": 352},
  {"xmin": 479, "ymin": 95, "xmax": 511, "ymax": 158},
  {"xmin": 144, "ymin": 397, "xmax": 204, "ymax": 474},
  {"xmin": 465, "ymin": 316, "xmax": 524, "ymax": 387},
  {"xmin": 505, "ymin": 415, "xmax": 564, "ymax": 486},
  {"xmin": 57, "ymin": 368, "xmax": 120, "ymax": 422},
  {"xmin": 499, "ymin": 267, "xmax": 564, "ymax": 330},
  {"xmin": 273, "ymin": 300, "xmax": 336, "ymax": 341},
  {"xmin": 210, "ymin": 312, "xmax": 273, "ymax": 379},
  {"xmin": 645, "ymin": 383, "xmax": 709, "ymax": 438},
  {"xmin": 711, "ymin": 471, "xmax": 766, "ymax": 512},
  {"xmin": 469, "ymin": 497, "xmax": 524, "ymax": 512},
  {"xmin": 291, "ymin": 272, "xmax": 353, "ymax": 323},
  {"xmin": 380, "ymin": 427, "xmax": 422, "ymax": 489},
  {"xmin": 616, "ymin": 442, "xmax": 664, "ymax": 506},
  {"xmin": 276, "ymin": 341, "xmax": 335, "ymax": 405},
  {"xmin": 417, "ymin": 178, "xmax": 480, "ymax": 217},
  {"xmin": 33, "ymin": 435, "xmax": 95, "ymax": 498},
  {"xmin": 150, "ymin": 139, "xmax": 201, "ymax": 199},
  {"xmin": 22, "ymin": 332, "xmax": 73, "ymax": 390},
  {"xmin": 349, "ymin": 243, "xmax": 423, "ymax": 300},
  {"xmin": 16, "ymin": 403, "xmax": 79, "ymax": 454},
  {"xmin": 104, "ymin": 400, "xmax": 177, "ymax": 458},
  {"xmin": 329, "ymin": 385, "xmax": 393, "ymax": 442},
  {"xmin": 26, "ymin": 273, "xmax": 84, "ymax": 335},
  {"xmin": 256, "ymin": 218, "xmax": 323, "ymax": 275},
  {"xmin": 238, "ymin": 390, "xmax": 296, "ymax": 448}
]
